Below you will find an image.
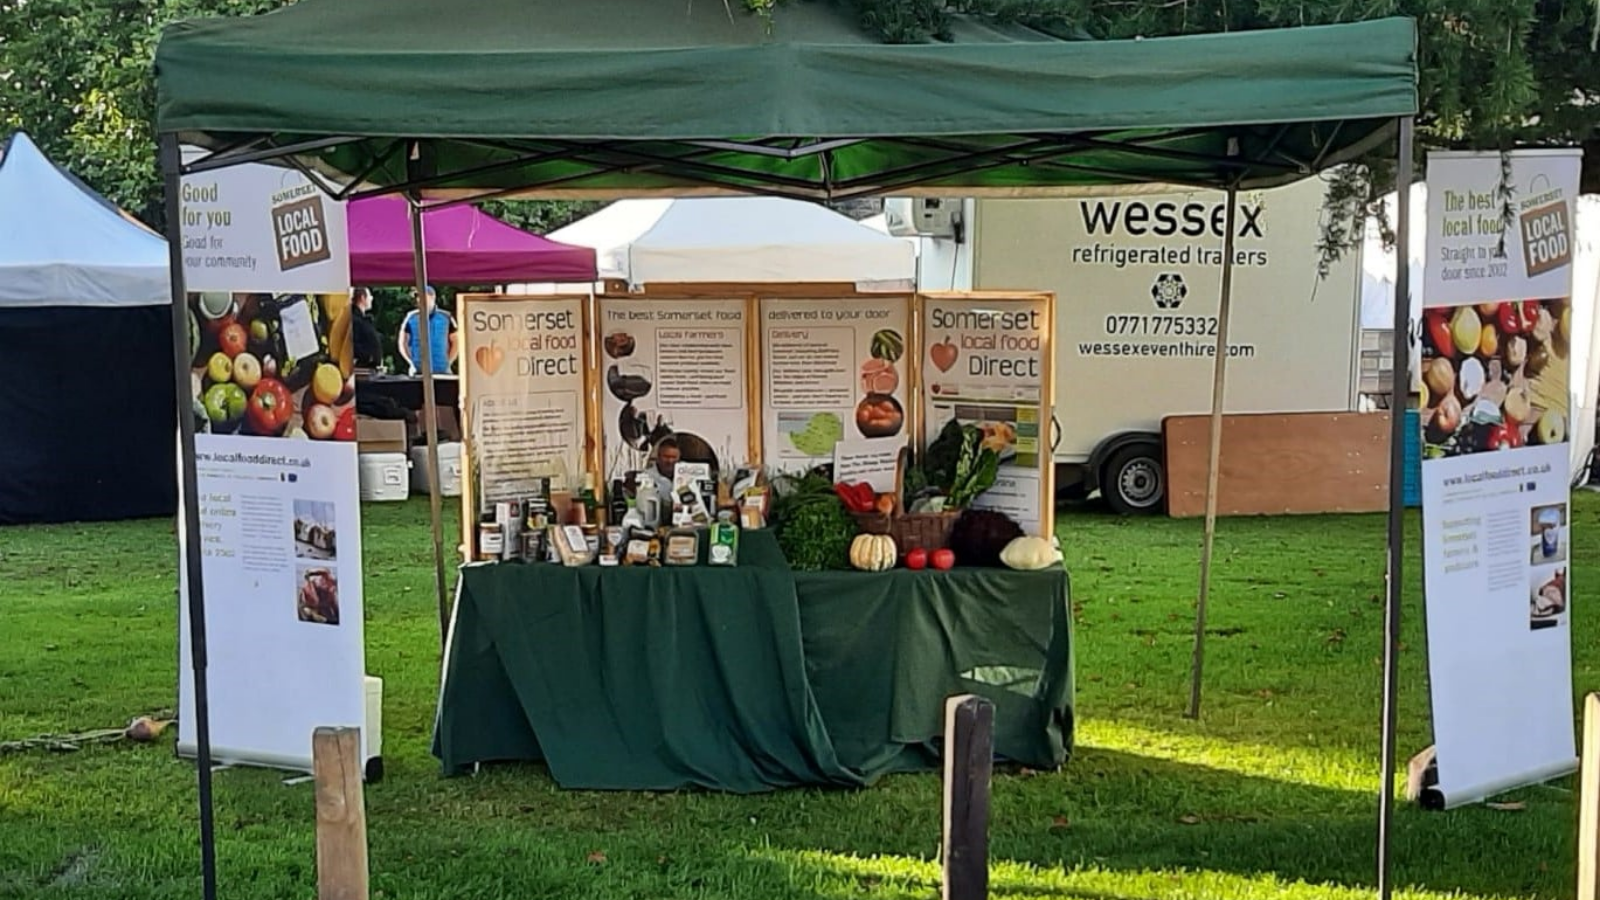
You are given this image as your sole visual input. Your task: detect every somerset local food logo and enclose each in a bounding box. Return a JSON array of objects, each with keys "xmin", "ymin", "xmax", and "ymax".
[
  {"xmin": 1519, "ymin": 180, "xmax": 1572, "ymax": 279},
  {"xmin": 270, "ymin": 184, "xmax": 332, "ymax": 272}
]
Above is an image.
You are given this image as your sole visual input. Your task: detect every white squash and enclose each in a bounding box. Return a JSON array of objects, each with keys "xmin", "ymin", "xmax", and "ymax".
[
  {"xmin": 849, "ymin": 533, "xmax": 897, "ymax": 571},
  {"xmin": 1000, "ymin": 535, "xmax": 1059, "ymax": 571}
]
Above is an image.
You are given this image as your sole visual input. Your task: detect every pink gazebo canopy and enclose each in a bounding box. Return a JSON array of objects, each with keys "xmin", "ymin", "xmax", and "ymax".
[{"xmin": 348, "ymin": 195, "xmax": 597, "ymax": 286}]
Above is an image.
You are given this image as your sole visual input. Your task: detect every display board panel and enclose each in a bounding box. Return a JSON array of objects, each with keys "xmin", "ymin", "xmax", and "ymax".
[
  {"xmin": 919, "ymin": 292, "xmax": 1055, "ymax": 538},
  {"xmin": 459, "ymin": 294, "xmax": 590, "ymax": 534},
  {"xmin": 597, "ymin": 297, "xmax": 752, "ymax": 484},
  {"xmin": 759, "ymin": 295, "xmax": 913, "ymax": 473},
  {"xmin": 1420, "ymin": 149, "xmax": 1580, "ymax": 807}
]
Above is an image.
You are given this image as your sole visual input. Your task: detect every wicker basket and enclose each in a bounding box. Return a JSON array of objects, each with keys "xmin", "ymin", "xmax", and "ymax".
[
  {"xmin": 891, "ymin": 510, "xmax": 960, "ymax": 552},
  {"xmin": 852, "ymin": 509, "xmax": 959, "ymax": 552},
  {"xmin": 841, "ymin": 447, "xmax": 958, "ymax": 551},
  {"xmin": 851, "ymin": 510, "xmax": 893, "ymax": 535}
]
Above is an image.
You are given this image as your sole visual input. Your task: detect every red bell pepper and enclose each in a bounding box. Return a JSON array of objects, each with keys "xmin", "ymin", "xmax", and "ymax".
[
  {"xmin": 834, "ymin": 482, "xmax": 866, "ymax": 512},
  {"xmin": 833, "ymin": 481, "xmax": 878, "ymax": 513},
  {"xmin": 856, "ymin": 483, "xmax": 877, "ymax": 511},
  {"xmin": 245, "ymin": 377, "xmax": 294, "ymax": 436}
]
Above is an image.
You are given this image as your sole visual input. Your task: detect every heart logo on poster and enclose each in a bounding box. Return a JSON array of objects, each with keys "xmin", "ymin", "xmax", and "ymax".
[
  {"xmin": 475, "ymin": 344, "xmax": 505, "ymax": 376},
  {"xmin": 930, "ymin": 337, "xmax": 959, "ymax": 373}
]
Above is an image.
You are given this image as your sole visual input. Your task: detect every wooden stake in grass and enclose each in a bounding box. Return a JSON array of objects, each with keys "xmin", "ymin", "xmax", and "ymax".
[
  {"xmin": 1578, "ymin": 694, "xmax": 1600, "ymax": 900},
  {"xmin": 313, "ymin": 727, "xmax": 368, "ymax": 900},
  {"xmin": 942, "ymin": 694, "xmax": 994, "ymax": 900}
]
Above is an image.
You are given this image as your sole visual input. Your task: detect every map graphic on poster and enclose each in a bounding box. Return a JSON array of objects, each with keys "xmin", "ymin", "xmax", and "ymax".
[
  {"xmin": 1419, "ymin": 149, "xmax": 1580, "ymax": 808},
  {"xmin": 920, "ymin": 294, "xmax": 1051, "ymax": 536},
  {"xmin": 176, "ymin": 151, "xmax": 368, "ymax": 772},
  {"xmin": 597, "ymin": 298, "xmax": 750, "ymax": 483},
  {"xmin": 462, "ymin": 297, "xmax": 586, "ymax": 508},
  {"xmin": 760, "ymin": 296, "xmax": 911, "ymax": 471}
]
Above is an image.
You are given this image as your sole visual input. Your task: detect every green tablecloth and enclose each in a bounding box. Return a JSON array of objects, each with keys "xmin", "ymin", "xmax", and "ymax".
[{"xmin": 431, "ymin": 529, "xmax": 1073, "ymax": 792}]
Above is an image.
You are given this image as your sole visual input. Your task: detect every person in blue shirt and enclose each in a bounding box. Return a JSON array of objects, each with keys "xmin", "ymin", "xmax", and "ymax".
[{"xmin": 397, "ymin": 286, "xmax": 459, "ymax": 376}]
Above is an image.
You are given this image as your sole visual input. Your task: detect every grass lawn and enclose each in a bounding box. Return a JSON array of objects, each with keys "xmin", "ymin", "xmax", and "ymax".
[{"xmin": 2, "ymin": 494, "xmax": 1595, "ymax": 899}]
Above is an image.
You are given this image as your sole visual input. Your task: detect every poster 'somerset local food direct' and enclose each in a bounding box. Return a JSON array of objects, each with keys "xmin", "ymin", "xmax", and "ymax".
[
  {"xmin": 920, "ymin": 295, "xmax": 1052, "ymax": 536},
  {"xmin": 462, "ymin": 296, "xmax": 588, "ymax": 508}
]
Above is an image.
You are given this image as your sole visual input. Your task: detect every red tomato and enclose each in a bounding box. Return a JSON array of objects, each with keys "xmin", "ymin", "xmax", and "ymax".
[
  {"xmin": 219, "ymin": 322, "xmax": 248, "ymax": 358},
  {"xmin": 905, "ymin": 548, "xmax": 928, "ymax": 570},
  {"xmin": 931, "ymin": 549, "xmax": 955, "ymax": 571},
  {"xmin": 1496, "ymin": 301, "xmax": 1539, "ymax": 337}
]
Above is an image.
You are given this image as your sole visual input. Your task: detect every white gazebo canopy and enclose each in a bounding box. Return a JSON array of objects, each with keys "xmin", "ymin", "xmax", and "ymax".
[
  {"xmin": 0, "ymin": 132, "xmax": 169, "ymax": 308},
  {"xmin": 538, "ymin": 196, "xmax": 917, "ymax": 291}
]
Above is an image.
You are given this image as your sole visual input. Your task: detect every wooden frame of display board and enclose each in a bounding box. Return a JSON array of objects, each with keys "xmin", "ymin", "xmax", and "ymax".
[
  {"xmin": 457, "ymin": 292, "xmax": 598, "ymax": 560},
  {"xmin": 915, "ymin": 291, "xmax": 1057, "ymax": 542}
]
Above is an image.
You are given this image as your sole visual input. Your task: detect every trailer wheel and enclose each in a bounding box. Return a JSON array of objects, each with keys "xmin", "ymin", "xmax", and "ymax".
[{"xmin": 1102, "ymin": 444, "xmax": 1164, "ymax": 515}]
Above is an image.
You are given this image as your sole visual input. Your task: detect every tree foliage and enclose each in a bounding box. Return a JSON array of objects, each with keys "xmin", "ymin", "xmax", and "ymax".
[
  {"xmin": 477, "ymin": 200, "xmax": 606, "ymax": 236},
  {"xmin": 2, "ymin": 0, "xmax": 1596, "ymax": 242}
]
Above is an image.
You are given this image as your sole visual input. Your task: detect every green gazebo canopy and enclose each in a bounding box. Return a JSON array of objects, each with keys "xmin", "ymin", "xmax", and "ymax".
[{"xmin": 155, "ymin": 0, "xmax": 1417, "ymax": 199}]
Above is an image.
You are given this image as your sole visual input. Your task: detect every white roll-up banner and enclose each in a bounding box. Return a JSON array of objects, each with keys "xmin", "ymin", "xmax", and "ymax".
[
  {"xmin": 176, "ymin": 148, "xmax": 369, "ymax": 773},
  {"xmin": 1419, "ymin": 149, "xmax": 1582, "ymax": 807}
]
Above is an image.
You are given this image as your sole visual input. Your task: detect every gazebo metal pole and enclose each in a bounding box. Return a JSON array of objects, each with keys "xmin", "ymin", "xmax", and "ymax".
[
  {"xmin": 1377, "ymin": 115, "xmax": 1416, "ymax": 900},
  {"xmin": 160, "ymin": 133, "xmax": 219, "ymax": 900},
  {"xmin": 405, "ymin": 179, "xmax": 451, "ymax": 647},
  {"xmin": 1187, "ymin": 184, "xmax": 1240, "ymax": 721}
]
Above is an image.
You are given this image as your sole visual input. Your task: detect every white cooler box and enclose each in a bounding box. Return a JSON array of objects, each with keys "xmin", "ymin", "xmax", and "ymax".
[
  {"xmin": 358, "ymin": 452, "xmax": 410, "ymax": 502},
  {"xmin": 409, "ymin": 442, "xmax": 463, "ymax": 497}
]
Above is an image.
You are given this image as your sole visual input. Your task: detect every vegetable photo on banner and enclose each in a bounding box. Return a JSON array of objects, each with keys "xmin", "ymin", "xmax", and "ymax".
[{"xmin": 921, "ymin": 419, "xmax": 1001, "ymax": 509}]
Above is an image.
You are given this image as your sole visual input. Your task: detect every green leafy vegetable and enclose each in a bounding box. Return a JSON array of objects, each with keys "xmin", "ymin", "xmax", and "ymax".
[
  {"xmin": 772, "ymin": 472, "xmax": 860, "ymax": 571},
  {"xmin": 949, "ymin": 444, "xmax": 1000, "ymax": 509},
  {"xmin": 923, "ymin": 419, "xmax": 968, "ymax": 490}
]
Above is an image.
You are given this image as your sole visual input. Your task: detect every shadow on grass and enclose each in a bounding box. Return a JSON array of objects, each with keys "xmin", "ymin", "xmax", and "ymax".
[
  {"xmin": 438, "ymin": 744, "xmax": 1568, "ymax": 900},
  {"xmin": 741, "ymin": 746, "xmax": 1568, "ymax": 900}
]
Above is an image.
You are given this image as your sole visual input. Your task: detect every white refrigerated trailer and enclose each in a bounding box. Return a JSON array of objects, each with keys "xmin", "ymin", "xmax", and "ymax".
[{"xmin": 887, "ymin": 175, "xmax": 1364, "ymax": 513}]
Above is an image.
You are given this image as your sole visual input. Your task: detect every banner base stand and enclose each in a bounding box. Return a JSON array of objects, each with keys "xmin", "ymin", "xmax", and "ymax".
[
  {"xmin": 176, "ymin": 743, "xmax": 384, "ymax": 785},
  {"xmin": 1405, "ymin": 746, "xmax": 1445, "ymax": 810}
]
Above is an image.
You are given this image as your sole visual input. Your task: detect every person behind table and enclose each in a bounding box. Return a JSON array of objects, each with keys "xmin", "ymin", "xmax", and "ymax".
[
  {"xmin": 349, "ymin": 287, "xmax": 382, "ymax": 370},
  {"xmin": 397, "ymin": 286, "xmax": 459, "ymax": 376},
  {"xmin": 648, "ymin": 437, "xmax": 680, "ymax": 503}
]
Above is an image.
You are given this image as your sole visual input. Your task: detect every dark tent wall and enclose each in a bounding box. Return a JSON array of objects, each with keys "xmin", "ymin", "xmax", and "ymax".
[
  {"xmin": 0, "ymin": 307, "xmax": 177, "ymax": 525},
  {"xmin": 0, "ymin": 132, "xmax": 179, "ymax": 525}
]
